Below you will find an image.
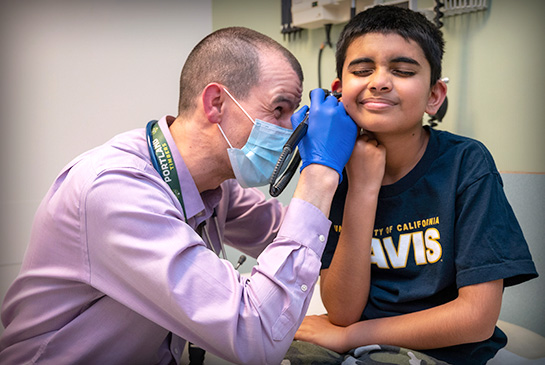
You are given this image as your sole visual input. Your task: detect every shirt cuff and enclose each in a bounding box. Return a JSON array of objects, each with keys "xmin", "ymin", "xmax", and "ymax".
[{"xmin": 277, "ymin": 198, "xmax": 331, "ymax": 258}]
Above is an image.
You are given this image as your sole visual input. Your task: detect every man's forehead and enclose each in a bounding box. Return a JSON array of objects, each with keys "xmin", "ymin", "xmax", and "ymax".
[{"xmin": 256, "ymin": 62, "xmax": 302, "ymax": 94}]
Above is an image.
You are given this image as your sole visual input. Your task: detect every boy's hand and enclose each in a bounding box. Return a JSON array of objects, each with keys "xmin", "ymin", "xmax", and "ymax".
[
  {"xmin": 291, "ymin": 88, "xmax": 358, "ymax": 182},
  {"xmin": 346, "ymin": 133, "xmax": 386, "ymax": 193},
  {"xmin": 294, "ymin": 314, "xmax": 350, "ymax": 354}
]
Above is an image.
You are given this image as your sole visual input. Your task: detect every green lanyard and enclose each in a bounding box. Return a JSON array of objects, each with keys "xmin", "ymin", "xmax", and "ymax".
[{"xmin": 149, "ymin": 122, "xmax": 188, "ymax": 222}]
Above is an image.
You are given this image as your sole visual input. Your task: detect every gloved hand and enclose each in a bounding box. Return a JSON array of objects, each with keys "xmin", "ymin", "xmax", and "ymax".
[{"xmin": 291, "ymin": 88, "xmax": 358, "ymax": 182}]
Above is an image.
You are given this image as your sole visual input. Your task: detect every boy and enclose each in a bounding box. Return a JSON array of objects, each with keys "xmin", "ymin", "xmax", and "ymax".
[{"xmin": 288, "ymin": 5, "xmax": 537, "ymax": 364}]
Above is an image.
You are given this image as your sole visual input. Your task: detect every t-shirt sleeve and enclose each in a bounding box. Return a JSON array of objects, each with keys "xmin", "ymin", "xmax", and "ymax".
[{"xmin": 454, "ymin": 169, "xmax": 538, "ymax": 288}]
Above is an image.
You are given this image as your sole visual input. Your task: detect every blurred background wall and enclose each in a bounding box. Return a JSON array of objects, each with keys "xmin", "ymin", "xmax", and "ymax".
[{"xmin": 0, "ymin": 0, "xmax": 213, "ymax": 336}]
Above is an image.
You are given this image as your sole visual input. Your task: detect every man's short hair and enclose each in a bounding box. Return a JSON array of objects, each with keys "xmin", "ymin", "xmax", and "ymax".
[{"xmin": 178, "ymin": 27, "xmax": 303, "ymax": 116}]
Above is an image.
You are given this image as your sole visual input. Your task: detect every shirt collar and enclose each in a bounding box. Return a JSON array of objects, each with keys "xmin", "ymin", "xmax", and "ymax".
[{"xmin": 157, "ymin": 116, "xmax": 217, "ymax": 222}]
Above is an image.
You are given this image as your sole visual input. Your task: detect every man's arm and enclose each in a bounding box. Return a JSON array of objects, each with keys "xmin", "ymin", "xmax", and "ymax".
[{"xmin": 293, "ymin": 164, "xmax": 339, "ymax": 217}]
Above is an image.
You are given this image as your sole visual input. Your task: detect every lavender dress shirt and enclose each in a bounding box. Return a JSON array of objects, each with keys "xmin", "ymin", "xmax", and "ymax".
[{"xmin": 0, "ymin": 116, "xmax": 331, "ymax": 364}]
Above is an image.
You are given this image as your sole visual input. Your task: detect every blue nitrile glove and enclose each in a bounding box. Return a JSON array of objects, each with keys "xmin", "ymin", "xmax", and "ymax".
[{"xmin": 291, "ymin": 88, "xmax": 358, "ymax": 182}]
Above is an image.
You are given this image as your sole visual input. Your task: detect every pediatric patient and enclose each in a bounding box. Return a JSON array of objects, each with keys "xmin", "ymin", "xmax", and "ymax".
[{"xmin": 286, "ymin": 5, "xmax": 538, "ymax": 365}]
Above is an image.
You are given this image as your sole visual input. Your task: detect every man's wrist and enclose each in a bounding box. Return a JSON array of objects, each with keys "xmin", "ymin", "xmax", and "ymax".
[{"xmin": 293, "ymin": 164, "xmax": 339, "ymax": 216}]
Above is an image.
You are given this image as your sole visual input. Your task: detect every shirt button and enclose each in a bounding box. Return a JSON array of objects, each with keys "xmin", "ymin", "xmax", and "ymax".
[
  {"xmin": 174, "ymin": 348, "xmax": 179, "ymax": 355},
  {"xmin": 301, "ymin": 284, "xmax": 308, "ymax": 292},
  {"xmin": 318, "ymin": 234, "xmax": 325, "ymax": 242}
]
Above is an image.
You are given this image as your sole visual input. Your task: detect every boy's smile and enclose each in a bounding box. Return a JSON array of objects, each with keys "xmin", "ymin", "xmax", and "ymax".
[{"xmin": 338, "ymin": 33, "xmax": 443, "ymax": 136}]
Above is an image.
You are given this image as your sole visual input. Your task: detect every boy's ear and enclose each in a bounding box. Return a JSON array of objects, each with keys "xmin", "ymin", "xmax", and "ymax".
[
  {"xmin": 202, "ymin": 83, "xmax": 225, "ymax": 124},
  {"xmin": 425, "ymin": 79, "xmax": 448, "ymax": 116},
  {"xmin": 331, "ymin": 78, "xmax": 342, "ymax": 93}
]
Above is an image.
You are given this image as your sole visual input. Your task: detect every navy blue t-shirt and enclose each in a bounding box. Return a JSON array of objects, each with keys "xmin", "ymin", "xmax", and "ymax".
[{"xmin": 322, "ymin": 126, "xmax": 538, "ymax": 364}]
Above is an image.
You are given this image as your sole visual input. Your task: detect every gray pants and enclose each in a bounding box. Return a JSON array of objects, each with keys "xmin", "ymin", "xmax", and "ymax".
[{"xmin": 283, "ymin": 340, "xmax": 450, "ymax": 365}]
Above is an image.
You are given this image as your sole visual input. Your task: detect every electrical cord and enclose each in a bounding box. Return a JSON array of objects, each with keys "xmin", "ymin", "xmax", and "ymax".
[
  {"xmin": 318, "ymin": 23, "xmax": 333, "ymax": 88},
  {"xmin": 433, "ymin": 0, "xmax": 445, "ymax": 28},
  {"xmin": 427, "ymin": 0, "xmax": 448, "ymax": 127}
]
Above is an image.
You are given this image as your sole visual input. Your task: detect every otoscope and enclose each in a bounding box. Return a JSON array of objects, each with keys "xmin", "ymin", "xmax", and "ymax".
[{"xmin": 269, "ymin": 89, "xmax": 341, "ymax": 197}]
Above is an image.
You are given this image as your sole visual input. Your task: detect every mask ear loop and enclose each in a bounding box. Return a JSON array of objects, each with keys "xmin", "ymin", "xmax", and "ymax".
[
  {"xmin": 217, "ymin": 124, "xmax": 234, "ymax": 149},
  {"xmin": 222, "ymin": 88, "xmax": 256, "ymax": 125}
]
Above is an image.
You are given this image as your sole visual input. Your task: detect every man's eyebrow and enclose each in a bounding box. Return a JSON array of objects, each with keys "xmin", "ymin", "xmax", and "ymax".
[{"xmin": 273, "ymin": 95, "xmax": 298, "ymax": 109}]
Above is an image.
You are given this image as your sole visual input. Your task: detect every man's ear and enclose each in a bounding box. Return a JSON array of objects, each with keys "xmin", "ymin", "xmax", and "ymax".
[
  {"xmin": 331, "ymin": 78, "xmax": 342, "ymax": 93},
  {"xmin": 202, "ymin": 83, "xmax": 225, "ymax": 124},
  {"xmin": 425, "ymin": 79, "xmax": 448, "ymax": 116}
]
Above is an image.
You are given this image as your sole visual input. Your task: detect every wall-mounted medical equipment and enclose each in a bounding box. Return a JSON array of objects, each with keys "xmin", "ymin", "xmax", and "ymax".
[
  {"xmin": 441, "ymin": 0, "xmax": 488, "ymax": 16},
  {"xmin": 290, "ymin": 0, "xmax": 488, "ymax": 31},
  {"xmin": 370, "ymin": 0, "xmax": 488, "ymax": 25},
  {"xmin": 291, "ymin": 0, "xmax": 353, "ymax": 29},
  {"xmin": 282, "ymin": 0, "xmax": 303, "ymax": 40}
]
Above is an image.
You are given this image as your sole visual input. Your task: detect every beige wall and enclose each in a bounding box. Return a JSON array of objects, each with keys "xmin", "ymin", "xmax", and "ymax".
[
  {"xmin": 441, "ymin": 0, "xmax": 545, "ymax": 173},
  {"xmin": 0, "ymin": 0, "xmax": 213, "ymax": 335}
]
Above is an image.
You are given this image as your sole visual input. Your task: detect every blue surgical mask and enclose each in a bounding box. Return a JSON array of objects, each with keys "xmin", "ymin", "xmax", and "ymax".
[{"xmin": 218, "ymin": 88, "xmax": 292, "ymax": 188}]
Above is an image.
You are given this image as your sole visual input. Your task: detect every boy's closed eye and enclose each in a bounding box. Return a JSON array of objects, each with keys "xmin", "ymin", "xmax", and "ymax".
[
  {"xmin": 391, "ymin": 56, "xmax": 420, "ymax": 77},
  {"xmin": 348, "ymin": 56, "xmax": 421, "ymax": 78},
  {"xmin": 392, "ymin": 69, "xmax": 416, "ymax": 77},
  {"xmin": 350, "ymin": 66, "xmax": 417, "ymax": 78}
]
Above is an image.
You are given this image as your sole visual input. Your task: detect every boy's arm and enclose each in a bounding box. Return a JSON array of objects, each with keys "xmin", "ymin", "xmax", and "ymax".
[
  {"xmin": 296, "ymin": 279, "xmax": 504, "ymax": 353},
  {"xmin": 320, "ymin": 134, "xmax": 385, "ymax": 326}
]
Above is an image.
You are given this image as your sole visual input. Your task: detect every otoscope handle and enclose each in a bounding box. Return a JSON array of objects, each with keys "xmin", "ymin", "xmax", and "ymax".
[
  {"xmin": 284, "ymin": 113, "xmax": 309, "ymax": 153},
  {"xmin": 280, "ymin": 89, "xmax": 337, "ymax": 155},
  {"xmin": 268, "ymin": 89, "xmax": 342, "ymax": 197},
  {"xmin": 269, "ymin": 113, "xmax": 308, "ymax": 192},
  {"xmin": 269, "ymin": 151, "xmax": 301, "ymax": 197}
]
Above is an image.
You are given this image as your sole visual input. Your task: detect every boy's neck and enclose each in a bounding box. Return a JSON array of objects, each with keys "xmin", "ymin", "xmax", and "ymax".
[{"xmin": 379, "ymin": 126, "xmax": 430, "ymax": 186}]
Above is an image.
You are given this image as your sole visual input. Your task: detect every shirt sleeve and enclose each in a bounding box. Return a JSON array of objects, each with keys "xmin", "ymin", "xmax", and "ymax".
[
  {"xmin": 454, "ymin": 170, "xmax": 538, "ymax": 288},
  {"xmin": 84, "ymin": 169, "xmax": 331, "ymax": 365},
  {"xmin": 217, "ymin": 179, "xmax": 288, "ymax": 259}
]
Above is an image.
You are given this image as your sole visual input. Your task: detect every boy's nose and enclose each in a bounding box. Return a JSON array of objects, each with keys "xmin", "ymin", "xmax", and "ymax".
[{"xmin": 368, "ymin": 70, "xmax": 392, "ymax": 92}]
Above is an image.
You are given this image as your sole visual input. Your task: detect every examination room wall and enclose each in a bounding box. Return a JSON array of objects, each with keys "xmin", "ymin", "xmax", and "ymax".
[
  {"xmin": 212, "ymin": 0, "xmax": 545, "ymax": 337},
  {"xmin": 0, "ymin": 0, "xmax": 213, "ymax": 335}
]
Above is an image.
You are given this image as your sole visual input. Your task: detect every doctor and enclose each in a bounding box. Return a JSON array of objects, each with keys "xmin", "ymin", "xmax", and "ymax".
[{"xmin": 0, "ymin": 27, "xmax": 358, "ymax": 364}]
